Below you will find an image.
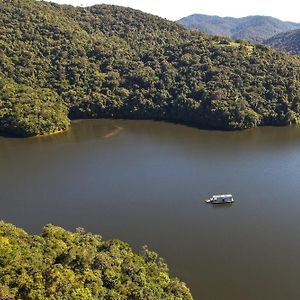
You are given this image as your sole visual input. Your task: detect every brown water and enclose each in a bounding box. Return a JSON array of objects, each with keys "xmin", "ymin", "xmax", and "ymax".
[{"xmin": 1, "ymin": 119, "xmax": 300, "ymax": 300}]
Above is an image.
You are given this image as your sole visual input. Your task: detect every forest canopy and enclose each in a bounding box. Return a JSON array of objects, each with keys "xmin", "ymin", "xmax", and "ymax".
[
  {"xmin": 0, "ymin": 221, "xmax": 193, "ymax": 299},
  {"xmin": 1, "ymin": 0, "xmax": 300, "ymax": 136}
]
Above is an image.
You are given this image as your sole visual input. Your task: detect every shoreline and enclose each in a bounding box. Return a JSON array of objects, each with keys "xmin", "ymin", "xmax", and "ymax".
[
  {"xmin": 34, "ymin": 128, "xmax": 67, "ymax": 138},
  {"xmin": 1, "ymin": 118, "xmax": 300, "ymax": 139}
]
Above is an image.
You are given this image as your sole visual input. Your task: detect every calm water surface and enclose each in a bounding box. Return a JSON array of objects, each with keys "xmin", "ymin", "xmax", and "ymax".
[{"xmin": 1, "ymin": 120, "xmax": 300, "ymax": 300}]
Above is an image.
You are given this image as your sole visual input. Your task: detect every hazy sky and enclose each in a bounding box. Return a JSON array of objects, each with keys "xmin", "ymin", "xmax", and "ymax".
[{"xmin": 47, "ymin": 0, "xmax": 300, "ymax": 22}]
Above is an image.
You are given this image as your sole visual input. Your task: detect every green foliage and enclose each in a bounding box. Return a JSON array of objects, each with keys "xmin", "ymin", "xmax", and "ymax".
[
  {"xmin": 0, "ymin": 221, "xmax": 193, "ymax": 299},
  {"xmin": 0, "ymin": 78, "xmax": 70, "ymax": 136},
  {"xmin": 1, "ymin": 0, "xmax": 300, "ymax": 136}
]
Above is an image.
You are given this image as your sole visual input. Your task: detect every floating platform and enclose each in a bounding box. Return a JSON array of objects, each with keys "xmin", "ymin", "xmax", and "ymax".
[{"xmin": 205, "ymin": 194, "xmax": 234, "ymax": 204}]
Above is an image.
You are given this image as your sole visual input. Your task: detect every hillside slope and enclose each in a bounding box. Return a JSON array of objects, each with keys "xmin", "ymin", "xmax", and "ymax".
[
  {"xmin": 1, "ymin": 0, "xmax": 300, "ymax": 136},
  {"xmin": 265, "ymin": 29, "xmax": 300, "ymax": 55},
  {"xmin": 0, "ymin": 221, "xmax": 192, "ymax": 299},
  {"xmin": 178, "ymin": 14, "xmax": 300, "ymax": 43}
]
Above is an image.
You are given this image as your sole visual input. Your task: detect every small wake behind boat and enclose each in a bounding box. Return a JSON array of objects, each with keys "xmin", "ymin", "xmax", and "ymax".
[{"xmin": 205, "ymin": 194, "xmax": 234, "ymax": 204}]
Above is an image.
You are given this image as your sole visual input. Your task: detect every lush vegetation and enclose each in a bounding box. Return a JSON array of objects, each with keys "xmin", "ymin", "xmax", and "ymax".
[
  {"xmin": 1, "ymin": 0, "xmax": 300, "ymax": 136},
  {"xmin": 0, "ymin": 221, "xmax": 192, "ymax": 299},
  {"xmin": 0, "ymin": 78, "xmax": 69, "ymax": 136},
  {"xmin": 178, "ymin": 14, "xmax": 300, "ymax": 43},
  {"xmin": 265, "ymin": 29, "xmax": 300, "ymax": 55}
]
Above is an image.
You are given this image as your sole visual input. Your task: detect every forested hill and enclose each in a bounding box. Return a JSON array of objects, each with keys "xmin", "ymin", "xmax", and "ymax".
[
  {"xmin": 0, "ymin": 221, "xmax": 193, "ymax": 299},
  {"xmin": 265, "ymin": 29, "xmax": 300, "ymax": 55},
  {"xmin": 177, "ymin": 14, "xmax": 300, "ymax": 43},
  {"xmin": 1, "ymin": 0, "xmax": 300, "ymax": 136}
]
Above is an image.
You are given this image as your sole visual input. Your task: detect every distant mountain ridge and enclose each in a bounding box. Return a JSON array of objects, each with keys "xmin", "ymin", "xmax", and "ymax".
[
  {"xmin": 265, "ymin": 29, "xmax": 300, "ymax": 54},
  {"xmin": 178, "ymin": 14, "xmax": 300, "ymax": 43}
]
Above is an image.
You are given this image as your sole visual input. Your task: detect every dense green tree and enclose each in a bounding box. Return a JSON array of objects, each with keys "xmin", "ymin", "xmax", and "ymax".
[
  {"xmin": 0, "ymin": 221, "xmax": 192, "ymax": 299},
  {"xmin": 0, "ymin": 78, "xmax": 69, "ymax": 136}
]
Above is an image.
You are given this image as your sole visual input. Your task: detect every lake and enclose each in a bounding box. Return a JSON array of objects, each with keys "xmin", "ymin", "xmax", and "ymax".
[{"xmin": 1, "ymin": 119, "xmax": 300, "ymax": 300}]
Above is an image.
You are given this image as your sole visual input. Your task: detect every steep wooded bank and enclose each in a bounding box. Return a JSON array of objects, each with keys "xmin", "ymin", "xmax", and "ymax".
[
  {"xmin": 0, "ymin": 221, "xmax": 192, "ymax": 299},
  {"xmin": 1, "ymin": 0, "xmax": 300, "ymax": 136}
]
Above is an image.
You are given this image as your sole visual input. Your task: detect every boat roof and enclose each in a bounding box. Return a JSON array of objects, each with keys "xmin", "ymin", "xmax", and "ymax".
[{"xmin": 212, "ymin": 194, "xmax": 233, "ymax": 198}]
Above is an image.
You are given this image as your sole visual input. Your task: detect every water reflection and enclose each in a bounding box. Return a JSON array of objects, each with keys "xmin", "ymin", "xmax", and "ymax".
[{"xmin": 212, "ymin": 203, "xmax": 233, "ymax": 209}]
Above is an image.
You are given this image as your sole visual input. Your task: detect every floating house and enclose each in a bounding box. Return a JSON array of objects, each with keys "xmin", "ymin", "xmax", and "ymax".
[{"xmin": 205, "ymin": 194, "xmax": 234, "ymax": 204}]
